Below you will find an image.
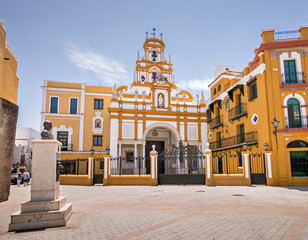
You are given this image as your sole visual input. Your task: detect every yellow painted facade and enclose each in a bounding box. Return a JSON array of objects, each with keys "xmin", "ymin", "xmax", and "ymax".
[
  {"xmin": 207, "ymin": 25, "xmax": 308, "ymax": 186},
  {"xmin": 0, "ymin": 21, "xmax": 19, "ymax": 104},
  {"xmin": 42, "ymin": 80, "xmax": 112, "ymax": 156}
]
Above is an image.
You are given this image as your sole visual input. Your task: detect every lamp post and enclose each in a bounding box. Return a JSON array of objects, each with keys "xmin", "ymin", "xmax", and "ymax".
[
  {"xmin": 90, "ymin": 147, "xmax": 95, "ymax": 156},
  {"xmin": 264, "ymin": 143, "xmax": 268, "ymax": 151},
  {"xmin": 271, "ymin": 118, "xmax": 280, "ymax": 149},
  {"xmin": 105, "ymin": 146, "xmax": 110, "ymax": 155},
  {"xmin": 242, "ymin": 142, "xmax": 248, "ymax": 151}
]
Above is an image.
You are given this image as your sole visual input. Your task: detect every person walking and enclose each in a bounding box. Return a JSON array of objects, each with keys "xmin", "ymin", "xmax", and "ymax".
[
  {"xmin": 17, "ymin": 172, "xmax": 22, "ymax": 187},
  {"xmin": 23, "ymin": 171, "xmax": 30, "ymax": 186}
]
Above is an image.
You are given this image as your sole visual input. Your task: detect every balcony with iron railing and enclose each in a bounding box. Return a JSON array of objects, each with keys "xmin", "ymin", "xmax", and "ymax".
[
  {"xmin": 274, "ymin": 30, "xmax": 300, "ymax": 41},
  {"xmin": 281, "ymin": 72, "xmax": 305, "ymax": 86},
  {"xmin": 210, "ymin": 115, "xmax": 223, "ymax": 129},
  {"xmin": 285, "ymin": 116, "xmax": 308, "ymax": 129},
  {"xmin": 209, "ymin": 131, "xmax": 258, "ymax": 151},
  {"xmin": 228, "ymin": 103, "xmax": 247, "ymax": 122},
  {"xmin": 61, "ymin": 144, "xmax": 73, "ymax": 151}
]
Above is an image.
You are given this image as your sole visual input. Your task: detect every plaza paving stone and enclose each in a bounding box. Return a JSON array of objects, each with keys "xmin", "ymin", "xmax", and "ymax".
[{"xmin": 0, "ymin": 184, "xmax": 307, "ymax": 239}]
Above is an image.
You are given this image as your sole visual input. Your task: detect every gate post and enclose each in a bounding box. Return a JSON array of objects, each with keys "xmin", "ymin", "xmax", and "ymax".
[
  {"xmin": 264, "ymin": 151, "xmax": 274, "ymax": 186},
  {"xmin": 150, "ymin": 145, "xmax": 158, "ymax": 185},
  {"xmin": 88, "ymin": 157, "xmax": 94, "ymax": 185},
  {"xmin": 103, "ymin": 155, "xmax": 111, "ymax": 186},
  {"xmin": 242, "ymin": 150, "xmax": 251, "ymax": 185},
  {"xmin": 204, "ymin": 143, "xmax": 213, "ymax": 186}
]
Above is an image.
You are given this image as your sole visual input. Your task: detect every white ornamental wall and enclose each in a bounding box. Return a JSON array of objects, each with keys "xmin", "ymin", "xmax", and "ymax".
[{"xmin": 110, "ymin": 119, "xmax": 118, "ymax": 157}]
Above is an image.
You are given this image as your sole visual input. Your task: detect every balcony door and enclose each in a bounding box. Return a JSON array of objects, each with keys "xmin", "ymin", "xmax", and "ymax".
[
  {"xmin": 237, "ymin": 94, "xmax": 243, "ymax": 114},
  {"xmin": 238, "ymin": 124, "xmax": 245, "ymax": 143},
  {"xmin": 287, "ymin": 98, "xmax": 301, "ymax": 128},
  {"xmin": 284, "ymin": 60, "xmax": 297, "ymax": 84}
]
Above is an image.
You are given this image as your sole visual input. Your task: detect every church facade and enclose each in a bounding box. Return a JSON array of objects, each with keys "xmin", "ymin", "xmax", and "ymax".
[{"xmin": 41, "ymin": 32, "xmax": 207, "ymax": 168}]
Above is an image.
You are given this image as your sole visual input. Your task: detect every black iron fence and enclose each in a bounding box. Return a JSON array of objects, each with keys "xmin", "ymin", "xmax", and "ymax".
[
  {"xmin": 228, "ymin": 103, "xmax": 247, "ymax": 121},
  {"xmin": 209, "ymin": 131, "xmax": 258, "ymax": 150},
  {"xmin": 281, "ymin": 72, "xmax": 305, "ymax": 85},
  {"xmin": 210, "ymin": 115, "xmax": 223, "ymax": 129},
  {"xmin": 60, "ymin": 159, "xmax": 88, "ymax": 175},
  {"xmin": 285, "ymin": 115, "xmax": 308, "ymax": 129},
  {"xmin": 212, "ymin": 153, "xmax": 243, "ymax": 175},
  {"xmin": 158, "ymin": 153, "xmax": 205, "ymax": 175},
  {"xmin": 110, "ymin": 156, "xmax": 146, "ymax": 175}
]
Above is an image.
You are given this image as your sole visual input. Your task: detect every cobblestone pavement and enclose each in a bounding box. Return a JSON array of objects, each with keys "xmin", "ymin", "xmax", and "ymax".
[{"xmin": 0, "ymin": 185, "xmax": 308, "ymax": 239}]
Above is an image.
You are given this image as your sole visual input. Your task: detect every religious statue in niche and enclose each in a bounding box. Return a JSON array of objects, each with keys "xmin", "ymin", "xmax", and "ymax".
[
  {"xmin": 126, "ymin": 150, "xmax": 134, "ymax": 162},
  {"xmin": 95, "ymin": 119, "xmax": 101, "ymax": 128},
  {"xmin": 157, "ymin": 93, "xmax": 165, "ymax": 108}
]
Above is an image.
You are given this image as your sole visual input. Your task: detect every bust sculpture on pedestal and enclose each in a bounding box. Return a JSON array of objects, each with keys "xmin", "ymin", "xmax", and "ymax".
[{"xmin": 9, "ymin": 121, "xmax": 72, "ymax": 231}]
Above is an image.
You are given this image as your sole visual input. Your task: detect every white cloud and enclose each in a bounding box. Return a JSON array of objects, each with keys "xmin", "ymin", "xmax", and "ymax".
[
  {"xmin": 65, "ymin": 43, "xmax": 127, "ymax": 84},
  {"xmin": 177, "ymin": 78, "xmax": 213, "ymax": 92}
]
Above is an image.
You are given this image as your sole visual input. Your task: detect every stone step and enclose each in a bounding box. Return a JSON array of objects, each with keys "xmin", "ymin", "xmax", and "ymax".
[
  {"xmin": 21, "ymin": 196, "xmax": 66, "ymax": 213},
  {"xmin": 9, "ymin": 203, "xmax": 72, "ymax": 231}
]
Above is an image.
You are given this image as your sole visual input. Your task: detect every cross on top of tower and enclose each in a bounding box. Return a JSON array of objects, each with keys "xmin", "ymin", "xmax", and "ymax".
[{"xmin": 151, "ymin": 28, "xmax": 156, "ymax": 37}]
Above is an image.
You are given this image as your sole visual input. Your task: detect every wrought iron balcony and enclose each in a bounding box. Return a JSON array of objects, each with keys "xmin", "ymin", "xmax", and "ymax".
[
  {"xmin": 228, "ymin": 103, "xmax": 247, "ymax": 122},
  {"xmin": 285, "ymin": 116, "xmax": 308, "ymax": 129},
  {"xmin": 281, "ymin": 72, "xmax": 305, "ymax": 85},
  {"xmin": 209, "ymin": 131, "xmax": 258, "ymax": 151},
  {"xmin": 274, "ymin": 30, "xmax": 299, "ymax": 41},
  {"xmin": 210, "ymin": 115, "xmax": 223, "ymax": 129},
  {"xmin": 61, "ymin": 144, "xmax": 73, "ymax": 151}
]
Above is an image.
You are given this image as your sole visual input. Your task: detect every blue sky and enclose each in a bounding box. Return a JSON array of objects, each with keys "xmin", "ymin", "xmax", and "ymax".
[{"xmin": 1, "ymin": 0, "xmax": 308, "ymax": 131}]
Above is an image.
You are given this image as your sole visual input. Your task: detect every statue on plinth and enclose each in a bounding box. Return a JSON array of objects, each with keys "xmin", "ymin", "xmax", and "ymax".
[{"xmin": 41, "ymin": 121, "xmax": 54, "ymax": 140}]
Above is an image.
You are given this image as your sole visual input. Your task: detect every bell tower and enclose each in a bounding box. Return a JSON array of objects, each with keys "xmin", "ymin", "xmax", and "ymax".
[{"xmin": 135, "ymin": 28, "xmax": 174, "ymax": 85}]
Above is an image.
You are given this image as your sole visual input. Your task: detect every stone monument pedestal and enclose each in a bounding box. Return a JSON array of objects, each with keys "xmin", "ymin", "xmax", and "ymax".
[{"xmin": 9, "ymin": 140, "xmax": 72, "ymax": 231}]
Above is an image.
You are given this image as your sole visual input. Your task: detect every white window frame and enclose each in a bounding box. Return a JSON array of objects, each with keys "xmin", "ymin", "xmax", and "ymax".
[
  {"xmin": 69, "ymin": 97, "xmax": 78, "ymax": 114},
  {"xmin": 279, "ymin": 52, "xmax": 302, "ymax": 76},
  {"xmin": 92, "ymin": 111, "xmax": 104, "ymax": 134},
  {"xmin": 283, "ymin": 93, "xmax": 307, "ymax": 126},
  {"xmin": 49, "ymin": 96, "xmax": 59, "ymax": 113},
  {"xmin": 52, "ymin": 125, "xmax": 73, "ymax": 150}
]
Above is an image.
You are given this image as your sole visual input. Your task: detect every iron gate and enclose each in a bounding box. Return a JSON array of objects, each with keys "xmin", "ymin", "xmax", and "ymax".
[
  {"xmin": 93, "ymin": 158, "xmax": 104, "ymax": 184},
  {"xmin": 158, "ymin": 141, "xmax": 205, "ymax": 185},
  {"xmin": 250, "ymin": 153, "xmax": 266, "ymax": 184}
]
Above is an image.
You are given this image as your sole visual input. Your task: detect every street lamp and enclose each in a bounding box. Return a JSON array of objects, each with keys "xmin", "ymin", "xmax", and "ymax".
[
  {"xmin": 271, "ymin": 118, "xmax": 280, "ymax": 149},
  {"xmin": 264, "ymin": 143, "xmax": 268, "ymax": 151},
  {"xmin": 105, "ymin": 146, "xmax": 110, "ymax": 155},
  {"xmin": 90, "ymin": 147, "xmax": 95, "ymax": 156},
  {"xmin": 242, "ymin": 142, "xmax": 248, "ymax": 151}
]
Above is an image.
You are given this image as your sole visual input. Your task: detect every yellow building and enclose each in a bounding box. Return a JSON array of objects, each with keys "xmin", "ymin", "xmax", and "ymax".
[
  {"xmin": 0, "ymin": 20, "xmax": 19, "ymax": 201},
  {"xmin": 41, "ymin": 81, "xmax": 112, "ymax": 156},
  {"xmin": 207, "ymin": 26, "xmax": 308, "ymax": 186}
]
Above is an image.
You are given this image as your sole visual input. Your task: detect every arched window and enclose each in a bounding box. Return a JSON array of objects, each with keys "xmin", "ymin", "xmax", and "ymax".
[
  {"xmin": 287, "ymin": 140, "xmax": 308, "ymax": 148},
  {"xmin": 287, "ymin": 98, "xmax": 301, "ymax": 128},
  {"xmin": 95, "ymin": 119, "xmax": 101, "ymax": 128},
  {"xmin": 218, "ymin": 85, "xmax": 221, "ymax": 92},
  {"xmin": 214, "ymin": 89, "xmax": 217, "ymax": 95}
]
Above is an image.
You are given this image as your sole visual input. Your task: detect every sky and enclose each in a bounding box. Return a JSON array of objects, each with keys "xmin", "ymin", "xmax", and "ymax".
[{"xmin": 1, "ymin": 0, "xmax": 308, "ymax": 131}]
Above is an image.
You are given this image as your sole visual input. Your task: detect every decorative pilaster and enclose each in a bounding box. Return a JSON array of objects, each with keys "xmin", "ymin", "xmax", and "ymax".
[
  {"xmin": 264, "ymin": 151, "xmax": 274, "ymax": 185},
  {"xmin": 242, "ymin": 151, "xmax": 251, "ymax": 185},
  {"xmin": 103, "ymin": 155, "xmax": 111, "ymax": 186},
  {"xmin": 150, "ymin": 145, "xmax": 158, "ymax": 185},
  {"xmin": 204, "ymin": 143, "xmax": 213, "ymax": 186}
]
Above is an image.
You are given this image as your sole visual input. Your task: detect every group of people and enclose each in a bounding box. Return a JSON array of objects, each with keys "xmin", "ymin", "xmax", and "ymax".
[{"xmin": 17, "ymin": 171, "xmax": 30, "ymax": 187}]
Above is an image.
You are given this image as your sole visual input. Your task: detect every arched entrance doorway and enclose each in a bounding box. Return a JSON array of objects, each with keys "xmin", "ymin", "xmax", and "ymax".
[{"xmin": 143, "ymin": 124, "xmax": 180, "ymax": 174}]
